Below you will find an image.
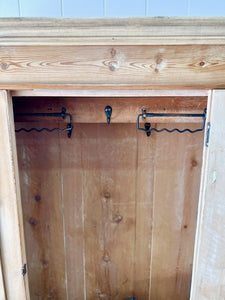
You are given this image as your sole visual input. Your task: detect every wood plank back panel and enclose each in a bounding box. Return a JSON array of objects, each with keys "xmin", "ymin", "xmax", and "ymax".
[
  {"xmin": 16, "ymin": 124, "xmax": 67, "ymax": 299},
  {"xmin": 14, "ymin": 98, "xmax": 204, "ymax": 300},
  {"xmin": 149, "ymin": 124, "xmax": 204, "ymax": 300},
  {"xmin": 60, "ymin": 125, "xmax": 85, "ymax": 299},
  {"xmin": 1, "ymin": 45, "xmax": 225, "ymax": 87},
  {"xmin": 133, "ymin": 124, "xmax": 204, "ymax": 299},
  {"xmin": 80, "ymin": 123, "xmax": 137, "ymax": 299},
  {"xmin": 134, "ymin": 129, "xmax": 156, "ymax": 299}
]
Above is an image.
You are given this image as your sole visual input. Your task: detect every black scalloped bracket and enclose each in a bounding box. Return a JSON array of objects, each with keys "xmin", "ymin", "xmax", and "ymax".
[
  {"xmin": 137, "ymin": 108, "xmax": 207, "ymax": 137},
  {"xmin": 15, "ymin": 107, "xmax": 73, "ymax": 138}
]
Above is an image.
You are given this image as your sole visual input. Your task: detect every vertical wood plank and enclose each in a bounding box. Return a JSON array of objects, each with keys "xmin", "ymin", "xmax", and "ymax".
[
  {"xmin": 60, "ymin": 124, "xmax": 85, "ymax": 299},
  {"xmin": 133, "ymin": 130, "xmax": 155, "ymax": 299},
  {"xmin": 0, "ymin": 91, "xmax": 28, "ymax": 300},
  {"xmin": 13, "ymin": 96, "xmax": 208, "ymax": 299},
  {"xmin": 149, "ymin": 124, "xmax": 204, "ymax": 300},
  {"xmin": 16, "ymin": 123, "xmax": 67, "ymax": 299},
  {"xmin": 81, "ymin": 123, "xmax": 137, "ymax": 300},
  {"xmin": 190, "ymin": 90, "xmax": 225, "ymax": 300}
]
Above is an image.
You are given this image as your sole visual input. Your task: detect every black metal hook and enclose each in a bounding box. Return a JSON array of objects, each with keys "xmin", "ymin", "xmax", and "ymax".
[
  {"xmin": 145, "ymin": 123, "xmax": 151, "ymax": 137},
  {"xmin": 105, "ymin": 106, "xmax": 112, "ymax": 124}
]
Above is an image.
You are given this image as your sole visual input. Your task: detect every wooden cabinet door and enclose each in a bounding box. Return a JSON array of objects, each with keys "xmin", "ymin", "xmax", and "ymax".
[
  {"xmin": 0, "ymin": 91, "xmax": 29, "ymax": 299},
  {"xmin": 191, "ymin": 90, "xmax": 225, "ymax": 300}
]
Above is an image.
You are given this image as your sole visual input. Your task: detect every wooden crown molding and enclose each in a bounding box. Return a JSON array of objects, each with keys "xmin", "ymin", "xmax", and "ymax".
[
  {"xmin": 1, "ymin": 17, "xmax": 225, "ymax": 45},
  {"xmin": 0, "ymin": 17, "xmax": 225, "ymax": 89}
]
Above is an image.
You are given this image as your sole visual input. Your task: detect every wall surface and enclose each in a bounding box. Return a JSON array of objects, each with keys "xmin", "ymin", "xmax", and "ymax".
[{"xmin": 0, "ymin": 0, "xmax": 225, "ymax": 17}]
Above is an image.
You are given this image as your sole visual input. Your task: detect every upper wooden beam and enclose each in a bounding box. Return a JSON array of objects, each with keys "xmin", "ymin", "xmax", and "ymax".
[
  {"xmin": 1, "ymin": 17, "xmax": 225, "ymax": 45},
  {"xmin": 0, "ymin": 18, "xmax": 225, "ymax": 88},
  {"xmin": 1, "ymin": 44, "xmax": 225, "ymax": 88},
  {"xmin": 12, "ymin": 89, "xmax": 209, "ymax": 97}
]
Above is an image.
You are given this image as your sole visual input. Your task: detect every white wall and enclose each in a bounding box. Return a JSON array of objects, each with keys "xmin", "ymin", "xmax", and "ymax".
[{"xmin": 0, "ymin": 0, "xmax": 225, "ymax": 17}]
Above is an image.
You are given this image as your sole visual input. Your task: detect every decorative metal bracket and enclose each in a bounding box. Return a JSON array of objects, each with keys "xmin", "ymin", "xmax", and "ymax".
[
  {"xmin": 137, "ymin": 108, "xmax": 207, "ymax": 137},
  {"xmin": 15, "ymin": 107, "xmax": 73, "ymax": 138}
]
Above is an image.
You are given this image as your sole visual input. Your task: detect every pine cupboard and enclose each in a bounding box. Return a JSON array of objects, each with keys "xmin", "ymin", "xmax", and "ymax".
[{"xmin": 0, "ymin": 18, "xmax": 225, "ymax": 300}]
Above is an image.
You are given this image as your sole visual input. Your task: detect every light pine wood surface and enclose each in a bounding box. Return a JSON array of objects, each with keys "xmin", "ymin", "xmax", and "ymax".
[
  {"xmin": 0, "ymin": 45, "xmax": 225, "ymax": 88},
  {"xmin": 13, "ymin": 96, "xmax": 207, "ymax": 124},
  {"xmin": 1, "ymin": 18, "xmax": 225, "ymax": 46},
  {"xmin": 191, "ymin": 91, "xmax": 225, "ymax": 300},
  {"xmin": 0, "ymin": 16, "xmax": 224, "ymax": 300},
  {"xmin": 0, "ymin": 91, "xmax": 29, "ymax": 300},
  {"xmin": 15, "ymin": 96, "xmax": 204, "ymax": 299},
  {"xmin": 16, "ymin": 123, "xmax": 67, "ymax": 299},
  {"xmin": 0, "ymin": 255, "xmax": 6, "ymax": 300}
]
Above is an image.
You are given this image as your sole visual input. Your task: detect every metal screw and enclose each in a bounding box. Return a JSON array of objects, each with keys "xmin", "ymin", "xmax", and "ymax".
[{"xmin": 142, "ymin": 108, "xmax": 146, "ymax": 120}]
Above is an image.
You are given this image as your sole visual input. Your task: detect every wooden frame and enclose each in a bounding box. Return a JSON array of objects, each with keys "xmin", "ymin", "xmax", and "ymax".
[
  {"xmin": 0, "ymin": 18, "xmax": 225, "ymax": 300},
  {"xmin": 0, "ymin": 18, "xmax": 225, "ymax": 89},
  {"xmin": 191, "ymin": 91, "xmax": 225, "ymax": 300},
  {"xmin": 0, "ymin": 91, "xmax": 29, "ymax": 299}
]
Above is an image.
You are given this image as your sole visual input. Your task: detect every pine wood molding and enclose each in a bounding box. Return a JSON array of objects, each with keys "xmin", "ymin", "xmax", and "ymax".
[
  {"xmin": 1, "ymin": 17, "xmax": 225, "ymax": 45},
  {"xmin": 0, "ymin": 18, "xmax": 225, "ymax": 88}
]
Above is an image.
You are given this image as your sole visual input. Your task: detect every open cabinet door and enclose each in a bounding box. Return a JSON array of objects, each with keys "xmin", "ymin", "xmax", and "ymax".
[
  {"xmin": 0, "ymin": 91, "xmax": 29, "ymax": 299},
  {"xmin": 191, "ymin": 90, "xmax": 225, "ymax": 300},
  {"xmin": 0, "ymin": 255, "xmax": 6, "ymax": 300}
]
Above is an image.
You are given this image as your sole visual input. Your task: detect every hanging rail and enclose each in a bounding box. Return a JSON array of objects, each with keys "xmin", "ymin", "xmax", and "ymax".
[
  {"xmin": 137, "ymin": 108, "xmax": 207, "ymax": 137},
  {"xmin": 15, "ymin": 107, "xmax": 73, "ymax": 138}
]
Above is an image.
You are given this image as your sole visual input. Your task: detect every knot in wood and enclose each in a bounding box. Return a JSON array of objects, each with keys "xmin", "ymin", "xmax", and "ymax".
[
  {"xmin": 29, "ymin": 217, "xmax": 37, "ymax": 226},
  {"xmin": 104, "ymin": 192, "xmax": 111, "ymax": 199},
  {"xmin": 1, "ymin": 62, "xmax": 9, "ymax": 70},
  {"xmin": 35, "ymin": 194, "xmax": 41, "ymax": 202},
  {"xmin": 114, "ymin": 215, "xmax": 123, "ymax": 223}
]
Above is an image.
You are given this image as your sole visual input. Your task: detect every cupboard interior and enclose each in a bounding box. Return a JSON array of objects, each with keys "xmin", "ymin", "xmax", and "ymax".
[{"xmin": 13, "ymin": 95, "xmax": 207, "ymax": 300}]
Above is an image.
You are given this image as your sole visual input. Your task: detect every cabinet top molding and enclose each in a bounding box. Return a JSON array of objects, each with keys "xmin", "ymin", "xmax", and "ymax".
[{"xmin": 1, "ymin": 17, "xmax": 225, "ymax": 45}]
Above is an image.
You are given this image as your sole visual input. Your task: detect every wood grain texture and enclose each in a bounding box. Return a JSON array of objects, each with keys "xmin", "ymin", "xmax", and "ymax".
[
  {"xmin": 13, "ymin": 96, "xmax": 207, "ymax": 124},
  {"xmin": 0, "ymin": 91, "xmax": 28, "ymax": 300},
  {"xmin": 4, "ymin": 85, "xmax": 212, "ymax": 91},
  {"xmin": 134, "ymin": 123, "xmax": 204, "ymax": 299},
  {"xmin": 150, "ymin": 123, "xmax": 204, "ymax": 300},
  {"xmin": 1, "ymin": 18, "xmax": 225, "ymax": 45},
  {"xmin": 190, "ymin": 91, "xmax": 225, "ymax": 300},
  {"xmin": 81, "ymin": 123, "xmax": 137, "ymax": 300},
  {"xmin": 14, "ymin": 96, "xmax": 205, "ymax": 300},
  {"xmin": 133, "ymin": 129, "xmax": 155, "ymax": 299},
  {"xmin": 16, "ymin": 123, "xmax": 67, "ymax": 299},
  {"xmin": 60, "ymin": 125, "xmax": 85, "ymax": 299},
  {"xmin": 0, "ymin": 45, "xmax": 225, "ymax": 87}
]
